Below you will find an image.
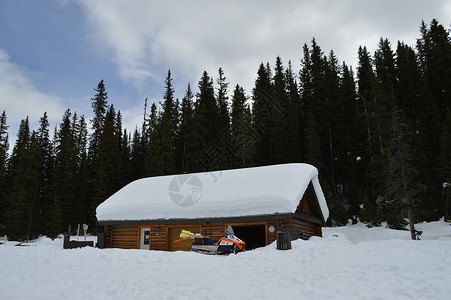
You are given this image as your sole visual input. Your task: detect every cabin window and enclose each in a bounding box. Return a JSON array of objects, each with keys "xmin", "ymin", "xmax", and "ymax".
[{"xmin": 144, "ymin": 230, "xmax": 150, "ymax": 245}]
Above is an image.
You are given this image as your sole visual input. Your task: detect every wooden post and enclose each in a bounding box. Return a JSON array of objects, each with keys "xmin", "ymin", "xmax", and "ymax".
[
  {"xmin": 276, "ymin": 231, "xmax": 291, "ymax": 250},
  {"xmin": 77, "ymin": 224, "xmax": 80, "ymax": 241}
]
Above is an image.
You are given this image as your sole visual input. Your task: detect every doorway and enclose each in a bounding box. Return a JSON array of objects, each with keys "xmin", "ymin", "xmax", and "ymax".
[
  {"xmin": 232, "ymin": 224, "xmax": 266, "ymax": 250},
  {"xmin": 139, "ymin": 227, "xmax": 150, "ymax": 250}
]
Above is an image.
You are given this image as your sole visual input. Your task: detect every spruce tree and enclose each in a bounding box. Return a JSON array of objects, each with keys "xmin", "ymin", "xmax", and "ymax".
[
  {"xmin": 339, "ymin": 64, "xmax": 367, "ymax": 220},
  {"xmin": 272, "ymin": 56, "xmax": 289, "ymax": 163},
  {"xmin": 216, "ymin": 68, "xmax": 233, "ymax": 169},
  {"xmin": 130, "ymin": 127, "xmax": 144, "ymax": 180},
  {"xmin": 285, "ymin": 60, "xmax": 302, "ymax": 162},
  {"xmin": 144, "ymin": 103, "xmax": 162, "ymax": 176},
  {"xmin": 323, "ymin": 50, "xmax": 342, "ymax": 197},
  {"xmin": 252, "ymin": 63, "xmax": 275, "ymax": 165},
  {"xmin": 216, "ymin": 67, "xmax": 231, "ymax": 136},
  {"xmin": 417, "ymin": 19, "xmax": 451, "ymax": 119},
  {"xmin": 52, "ymin": 110, "xmax": 78, "ymax": 233},
  {"xmin": 231, "ymin": 84, "xmax": 253, "ymax": 168},
  {"xmin": 73, "ymin": 114, "xmax": 90, "ymax": 226},
  {"xmin": 5, "ymin": 117, "xmax": 36, "ymax": 240},
  {"xmin": 415, "ymin": 81, "xmax": 443, "ymax": 220},
  {"xmin": 384, "ymin": 100, "xmax": 418, "ymax": 238},
  {"xmin": 193, "ymin": 71, "xmax": 220, "ymax": 171},
  {"xmin": 90, "ymin": 105, "xmax": 123, "ymax": 226},
  {"xmin": 158, "ymin": 71, "xmax": 177, "ymax": 175},
  {"xmin": 177, "ymin": 84, "xmax": 197, "ymax": 173},
  {"xmin": 395, "ymin": 42, "xmax": 421, "ymax": 121},
  {"xmin": 35, "ymin": 112, "xmax": 54, "ymax": 237},
  {"xmin": 0, "ymin": 111, "xmax": 9, "ymax": 233},
  {"xmin": 357, "ymin": 45, "xmax": 387, "ymax": 213},
  {"xmin": 304, "ymin": 111, "xmax": 323, "ymax": 171},
  {"xmin": 89, "ymin": 80, "xmax": 108, "ymax": 160}
]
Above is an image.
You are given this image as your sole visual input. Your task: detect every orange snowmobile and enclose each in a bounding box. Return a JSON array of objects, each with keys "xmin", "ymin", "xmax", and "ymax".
[{"xmin": 176, "ymin": 225, "xmax": 245, "ymax": 255}]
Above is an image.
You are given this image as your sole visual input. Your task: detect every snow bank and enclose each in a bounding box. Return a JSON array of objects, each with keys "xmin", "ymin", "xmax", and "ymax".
[
  {"xmin": 1, "ymin": 221, "xmax": 450, "ymax": 299},
  {"xmin": 96, "ymin": 163, "xmax": 329, "ymax": 222}
]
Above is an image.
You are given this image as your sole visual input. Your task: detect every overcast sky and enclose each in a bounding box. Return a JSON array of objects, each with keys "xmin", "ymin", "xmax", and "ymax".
[{"xmin": 0, "ymin": 0, "xmax": 450, "ymax": 145}]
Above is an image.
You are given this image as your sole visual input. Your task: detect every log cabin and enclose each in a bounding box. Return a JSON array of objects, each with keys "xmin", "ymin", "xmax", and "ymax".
[{"xmin": 96, "ymin": 163, "xmax": 329, "ymax": 251}]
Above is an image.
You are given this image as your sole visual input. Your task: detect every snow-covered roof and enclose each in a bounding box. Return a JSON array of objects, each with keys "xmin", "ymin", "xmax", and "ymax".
[{"xmin": 96, "ymin": 163, "xmax": 329, "ymax": 222}]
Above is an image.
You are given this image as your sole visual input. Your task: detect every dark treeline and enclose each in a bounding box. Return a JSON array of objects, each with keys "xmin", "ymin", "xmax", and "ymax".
[{"xmin": 1, "ymin": 20, "xmax": 450, "ymax": 240}]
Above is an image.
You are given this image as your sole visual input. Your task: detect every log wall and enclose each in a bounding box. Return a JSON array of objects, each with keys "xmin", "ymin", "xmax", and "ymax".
[
  {"xmin": 102, "ymin": 216, "xmax": 322, "ymax": 250},
  {"xmin": 290, "ymin": 218, "xmax": 316, "ymax": 240},
  {"xmin": 104, "ymin": 225, "xmax": 138, "ymax": 249}
]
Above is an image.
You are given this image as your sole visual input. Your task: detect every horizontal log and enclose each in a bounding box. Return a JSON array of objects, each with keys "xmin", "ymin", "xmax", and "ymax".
[
  {"xmin": 112, "ymin": 227, "xmax": 138, "ymax": 230},
  {"xmin": 112, "ymin": 243, "xmax": 137, "ymax": 247},
  {"xmin": 111, "ymin": 230, "xmax": 138, "ymax": 233},
  {"xmin": 111, "ymin": 238, "xmax": 137, "ymax": 242}
]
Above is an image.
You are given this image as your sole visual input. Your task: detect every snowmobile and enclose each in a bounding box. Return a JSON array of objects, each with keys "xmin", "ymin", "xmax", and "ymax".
[{"xmin": 176, "ymin": 225, "xmax": 245, "ymax": 255}]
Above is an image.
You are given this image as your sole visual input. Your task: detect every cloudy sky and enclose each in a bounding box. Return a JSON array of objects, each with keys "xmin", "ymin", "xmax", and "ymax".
[{"xmin": 0, "ymin": 0, "xmax": 450, "ymax": 145}]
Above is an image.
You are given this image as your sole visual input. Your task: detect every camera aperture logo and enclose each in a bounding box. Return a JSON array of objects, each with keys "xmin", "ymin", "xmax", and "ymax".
[{"xmin": 168, "ymin": 174, "xmax": 203, "ymax": 207}]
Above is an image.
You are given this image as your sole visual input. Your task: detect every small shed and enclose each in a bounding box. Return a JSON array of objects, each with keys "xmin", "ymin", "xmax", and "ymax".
[{"xmin": 96, "ymin": 163, "xmax": 329, "ymax": 251}]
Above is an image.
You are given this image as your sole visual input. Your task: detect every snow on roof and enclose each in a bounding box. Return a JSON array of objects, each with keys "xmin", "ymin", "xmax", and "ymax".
[{"xmin": 96, "ymin": 163, "xmax": 329, "ymax": 222}]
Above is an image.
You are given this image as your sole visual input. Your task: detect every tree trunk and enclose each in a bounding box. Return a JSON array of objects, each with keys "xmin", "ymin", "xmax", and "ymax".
[{"xmin": 407, "ymin": 205, "xmax": 416, "ymax": 240}]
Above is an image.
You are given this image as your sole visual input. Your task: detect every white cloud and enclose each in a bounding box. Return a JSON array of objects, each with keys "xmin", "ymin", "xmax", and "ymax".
[
  {"xmin": 76, "ymin": 0, "xmax": 449, "ymax": 100},
  {"xmin": 0, "ymin": 49, "xmax": 66, "ymax": 141}
]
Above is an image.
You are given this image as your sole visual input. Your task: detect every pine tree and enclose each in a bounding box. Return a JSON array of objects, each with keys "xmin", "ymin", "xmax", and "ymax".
[
  {"xmin": 216, "ymin": 67, "xmax": 231, "ymax": 136},
  {"xmin": 415, "ymin": 81, "xmax": 443, "ymax": 220},
  {"xmin": 52, "ymin": 110, "xmax": 79, "ymax": 233},
  {"xmin": 339, "ymin": 64, "xmax": 367, "ymax": 220},
  {"xmin": 193, "ymin": 71, "xmax": 220, "ymax": 171},
  {"xmin": 272, "ymin": 56, "xmax": 289, "ymax": 163},
  {"xmin": 196, "ymin": 71, "xmax": 218, "ymax": 143},
  {"xmin": 72, "ymin": 114, "xmax": 90, "ymax": 225},
  {"xmin": 304, "ymin": 111, "xmax": 323, "ymax": 171},
  {"xmin": 0, "ymin": 111, "xmax": 9, "ymax": 233},
  {"xmin": 285, "ymin": 60, "xmax": 302, "ymax": 162},
  {"xmin": 323, "ymin": 50, "xmax": 342, "ymax": 197},
  {"xmin": 162, "ymin": 70, "xmax": 178, "ymax": 139},
  {"xmin": 374, "ymin": 38, "xmax": 396, "ymax": 97},
  {"xmin": 395, "ymin": 42, "xmax": 421, "ymax": 121},
  {"xmin": 157, "ymin": 112, "xmax": 176, "ymax": 175},
  {"xmin": 130, "ymin": 127, "xmax": 144, "ymax": 179},
  {"xmin": 417, "ymin": 19, "xmax": 451, "ymax": 119},
  {"xmin": 231, "ymin": 84, "xmax": 253, "ymax": 168},
  {"xmin": 89, "ymin": 80, "xmax": 108, "ymax": 160},
  {"xmin": 299, "ymin": 43, "xmax": 313, "ymax": 102},
  {"xmin": 119, "ymin": 128, "xmax": 131, "ymax": 183},
  {"xmin": 216, "ymin": 68, "xmax": 233, "ymax": 169},
  {"xmin": 384, "ymin": 101, "xmax": 418, "ymax": 238},
  {"xmin": 177, "ymin": 84, "xmax": 197, "ymax": 173},
  {"xmin": 157, "ymin": 71, "xmax": 177, "ymax": 175},
  {"xmin": 143, "ymin": 103, "xmax": 162, "ymax": 176},
  {"xmin": 5, "ymin": 117, "xmax": 36, "ymax": 240},
  {"xmin": 252, "ymin": 63, "xmax": 275, "ymax": 165},
  {"xmin": 90, "ymin": 105, "xmax": 123, "ymax": 226},
  {"xmin": 35, "ymin": 112, "xmax": 55, "ymax": 237},
  {"xmin": 357, "ymin": 45, "xmax": 388, "ymax": 213}
]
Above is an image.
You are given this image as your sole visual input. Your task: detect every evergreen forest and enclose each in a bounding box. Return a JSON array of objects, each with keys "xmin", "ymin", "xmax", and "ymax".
[{"xmin": 1, "ymin": 19, "xmax": 450, "ymax": 240}]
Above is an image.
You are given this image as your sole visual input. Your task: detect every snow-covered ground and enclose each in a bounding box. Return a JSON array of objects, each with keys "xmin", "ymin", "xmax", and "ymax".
[{"xmin": 1, "ymin": 221, "xmax": 450, "ymax": 300}]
